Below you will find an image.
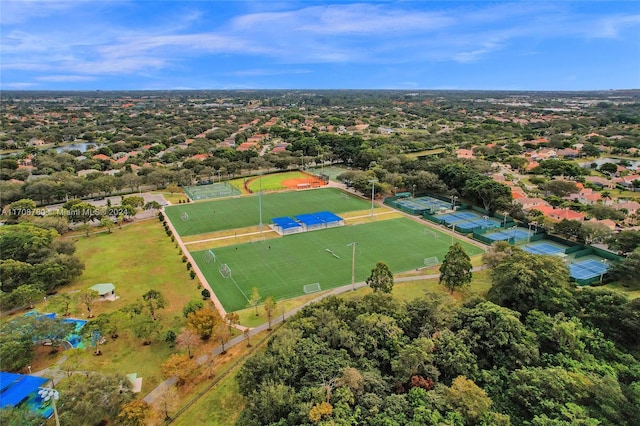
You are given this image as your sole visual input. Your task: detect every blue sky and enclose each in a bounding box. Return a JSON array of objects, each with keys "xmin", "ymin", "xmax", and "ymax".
[{"xmin": 1, "ymin": 1, "xmax": 639, "ymax": 90}]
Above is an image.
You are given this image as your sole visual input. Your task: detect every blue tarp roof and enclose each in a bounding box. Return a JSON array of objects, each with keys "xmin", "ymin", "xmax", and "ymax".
[
  {"xmin": 272, "ymin": 217, "xmax": 302, "ymax": 230},
  {"xmin": 295, "ymin": 211, "xmax": 343, "ymax": 226},
  {"xmin": 0, "ymin": 372, "xmax": 49, "ymax": 408},
  {"xmin": 315, "ymin": 211, "xmax": 343, "ymax": 223},
  {"xmin": 295, "ymin": 213, "xmax": 324, "ymax": 226}
]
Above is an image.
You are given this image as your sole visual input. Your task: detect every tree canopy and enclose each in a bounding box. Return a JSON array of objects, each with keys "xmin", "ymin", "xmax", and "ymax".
[{"xmin": 439, "ymin": 243, "xmax": 472, "ymax": 294}]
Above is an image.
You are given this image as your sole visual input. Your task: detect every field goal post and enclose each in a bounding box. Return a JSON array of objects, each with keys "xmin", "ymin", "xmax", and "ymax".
[
  {"xmin": 424, "ymin": 256, "xmax": 439, "ymax": 267},
  {"xmin": 424, "ymin": 228, "xmax": 438, "ymax": 238},
  {"xmin": 303, "ymin": 282, "xmax": 321, "ymax": 294},
  {"xmin": 219, "ymin": 264, "xmax": 232, "ymax": 278},
  {"xmin": 181, "ymin": 212, "xmax": 189, "ymax": 221},
  {"xmin": 203, "ymin": 250, "xmax": 216, "ymax": 264}
]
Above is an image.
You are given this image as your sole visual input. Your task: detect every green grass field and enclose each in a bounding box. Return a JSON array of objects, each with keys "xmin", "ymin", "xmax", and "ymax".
[
  {"xmin": 193, "ymin": 217, "xmax": 484, "ymax": 311},
  {"xmin": 165, "ymin": 188, "xmax": 369, "ymax": 236}
]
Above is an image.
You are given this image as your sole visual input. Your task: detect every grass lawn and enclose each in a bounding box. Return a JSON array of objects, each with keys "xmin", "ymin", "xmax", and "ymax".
[
  {"xmin": 405, "ymin": 148, "xmax": 446, "ymax": 158},
  {"xmin": 173, "ymin": 369, "xmax": 245, "ymax": 426},
  {"xmin": 165, "ymin": 187, "xmax": 369, "ymax": 237},
  {"xmin": 60, "ymin": 332, "xmax": 175, "ymax": 394},
  {"xmin": 42, "ymin": 219, "xmax": 203, "ymax": 392},
  {"xmin": 192, "ymin": 218, "xmax": 484, "ymax": 312},
  {"xmin": 63, "ymin": 220, "xmax": 198, "ymax": 329},
  {"xmin": 601, "ymin": 282, "xmax": 640, "ymax": 300}
]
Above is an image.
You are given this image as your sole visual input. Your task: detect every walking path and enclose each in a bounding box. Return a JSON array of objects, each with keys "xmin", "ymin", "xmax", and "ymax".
[
  {"xmin": 147, "ymin": 181, "xmax": 489, "ymax": 408},
  {"xmin": 142, "ymin": 264, "xmax": 487, "ymax": 408}
]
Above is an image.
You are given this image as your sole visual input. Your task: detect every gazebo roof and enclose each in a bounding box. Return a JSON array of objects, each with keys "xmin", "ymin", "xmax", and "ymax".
[{"xmin": 90, "ymin": 283, "xmax": 115, "ymax": 296}]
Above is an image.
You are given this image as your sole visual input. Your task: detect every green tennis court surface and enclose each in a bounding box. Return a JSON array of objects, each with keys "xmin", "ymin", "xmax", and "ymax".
[
  {"xmin": 192, "ymin": 218, "xmax": 484, "ymax": 311},
  {"xmin": 182, "ymin": 182, "xmax": 241, "ymax": 200},
  {"xmin": 166, "ymin": 188, "xmax": 369, "ymax": 236}
]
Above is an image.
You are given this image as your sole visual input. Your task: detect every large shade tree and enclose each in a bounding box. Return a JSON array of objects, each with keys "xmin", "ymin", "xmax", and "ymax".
[
  {"xmin": 439, "ymin": 243, "xmax": 472, "ymax": 294},
  {"xmin": 366, "ymin": 261, "xmax": 394, "ymax": 293},
  {"xmin": 487, "ymin": 247, "xmax": 573, "ymax": 315}
]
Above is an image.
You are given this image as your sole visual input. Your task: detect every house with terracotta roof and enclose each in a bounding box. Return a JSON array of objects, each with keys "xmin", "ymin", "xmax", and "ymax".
[
  {"xmin": 190, "ymin": 154, "xmax": 211, "ymax": 161},
  {"xmin": 547, "ymin": 208, "xmax": 585, "ymax": 222},
  {"xmin": 511, "ymin": 188, "xmax": 526, "ymax": 199},
  {"xmin": 531, "ymin": 149, "xmax": 557, "ymax": 161},
  {"xmin": 237, "ymin": 142, "xmax": 258, "ymax": 152},
  {"xmin": 586, "ymin": 218, "xmax": 617, "ymax": 231},
  {"xmin": 92, "ymin": 153, "xmax": 112, "ymax": 161},
  {"xmin": 557, "ymin": 148, "xmax": 580, "ymax": 158},
  {"xmin": 614, "ymin": 201, "xmax": 640, "ymax": 216},
  {"xmin": 574, "ymin": 189, "xmax": 606, "ymax": 205},
  {"xmin": 614, "ymin": 175, "xmax": 640, "ymax": 189},
  {"xmin": 585, "ymin": 176, "xmax": 616, "ymax": 189},
  {"xmin": 515, "ymin": 197, "xmax": 550, "ymax": 211}
]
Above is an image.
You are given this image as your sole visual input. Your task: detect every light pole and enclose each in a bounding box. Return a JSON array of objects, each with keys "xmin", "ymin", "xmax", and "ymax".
[
  {"xmin": 258, "ymin": 174, "xmax": 263, "ymax": 234},
  {"xmin": 448, "ymin": 223, "xmax": 455, "ymax": 245},
  {"xmin": 217, "ymin": 170, "xmax": 221, "ymax": 184},
  {"xmin": 369, "ymin": 179, "xmax": 378, "ymax": 217},
  {"xmin": 482, "ymin": 215, "xmax": 489, "ymax": 229},
  {"xmin": 600, "ymin": 259, "xmax": 608, "ymax": 284},
  {"xmin": 412, "ymin": 184, "xmax": 416, "ymax": 198},
  {"xmin": 38, "ymin": 387, "xmax": 60, "ymax": 426},
  {"xmin": 510, "ymin": 226, "xmax": 517, "ymax": 242},
  {"xmin": 347, "ymin": 242, "xmax": 357, "ymax": 291},
  {"xmin": 528, "ymin": 222, "xmax": 534, "ymax": 242},
  {"xmin": 450, "ymin": 195, "xmax": 458, "ymax": 211}
]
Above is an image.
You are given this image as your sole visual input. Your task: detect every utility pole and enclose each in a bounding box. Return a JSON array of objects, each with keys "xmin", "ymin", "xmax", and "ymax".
[
  {"xmin": 259, "ymin": 174, "xmax": 263, "ymax": 234},
  {"xmin": 348, "ymin": 242, "xmax": 357, "ymax": 291},
  {"xmin": 369, "ymin": 179, "xmax": 378, "ymax": 217}
]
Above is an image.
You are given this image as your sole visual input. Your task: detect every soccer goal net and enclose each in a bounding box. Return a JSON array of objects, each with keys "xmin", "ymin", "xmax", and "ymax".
[
  {"xmin": 219, "ymin": 264, "xmax": 232, "ymax": 278},
  {"xmin": 303, "ymin": 283, "xmax": 321, "ymax": 294},
  {"xmin": 424, "ymin": 228, "xmax": 437, "ymax": 238},
  {"xmin": 181, "ymin": 212, "xmax": 189, "ymax": 221},
  {"xmin": 424, "ymin": 256, "xmax": 439, "ymax": 267},
  {"xmin": 203, "ymin": 250, "xmax": 216, "ymax": 264}
]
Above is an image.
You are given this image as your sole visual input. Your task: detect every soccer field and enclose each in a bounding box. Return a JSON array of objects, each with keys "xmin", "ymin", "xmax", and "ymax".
[
  {"xmin": 192, "ymin": 218, "xmax": 484, "ymax": 311},
  {"xmin": 165, "ymin": 188, "xmax": 369, "ymax": 236}
]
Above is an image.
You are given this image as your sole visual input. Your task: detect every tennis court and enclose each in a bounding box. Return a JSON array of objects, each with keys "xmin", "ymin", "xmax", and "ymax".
[
  {"xmin": 183, "ymin": 182, "xmax": 241, "ymax": 200},
  {"xmin": 435, "ymin": 210, "xmax": 503, "ymax": 232},
  {"xmin": 437, "ymin": 211, "xmax": 480, "ymax": 223},
  {"xmin": 569, "ymin": 259, "xmax": 609, "ymax": 281},
  {"xmin": 484, "ymin": 228, "xmax": 531, "ymax": 242},
  {"xmin": 395, "ymin": 196, "xmax": 452, "ymax": 213},
  {"xmin": 521, "ymin": 242, "xmax": 567, "ymax": 256},
  {"xmin": 166, "ymin": 188, "xmax": 369, "ymax": 236},
  {"xmin": 192, "ymin": 217, "xmax": 484, "ymax": 311}
]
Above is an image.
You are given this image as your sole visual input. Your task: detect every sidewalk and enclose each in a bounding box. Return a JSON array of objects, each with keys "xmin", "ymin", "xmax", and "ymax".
[{"xmin": 142, "ymin": 265, "xmax": 487, "ymax": 406}]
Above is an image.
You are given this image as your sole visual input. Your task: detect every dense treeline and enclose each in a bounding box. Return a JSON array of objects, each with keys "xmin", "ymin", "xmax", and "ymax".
[
  {"xmin": 0, "ymin": 223, "xmax": 84, "ymax": 309},
  {"xmin": 237, "ymin": 248, "xmax": 640, "ymax": 425}
]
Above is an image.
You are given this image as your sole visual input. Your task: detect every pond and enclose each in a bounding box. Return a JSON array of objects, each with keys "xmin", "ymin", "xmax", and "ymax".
[
  {"xmin": 579, "ymin": 157, "xmax": 640, "ymax": 169},
  {"xmin": 54, "ymin": 142, "xmax": 98, "ymax": 153}
]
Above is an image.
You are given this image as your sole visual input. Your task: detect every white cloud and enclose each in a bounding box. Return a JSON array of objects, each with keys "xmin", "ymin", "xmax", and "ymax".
[
  {"xmin": 1, "ymin": 1, "xmax": 638, "ymax": 84},
  {"xmin": 36, "ymin": 75, "xmax": 97, "ymax": 82},
  {"xmin": 0, "ymin": 0, "xmax": 87, "ymax": 25},
  {"xmin": 231, "ymin": 3, "xmax": 452, "ymax": 35},
  {"xmin": 4, "ymin": 82, "xmax": 38, "ymax": 89}
]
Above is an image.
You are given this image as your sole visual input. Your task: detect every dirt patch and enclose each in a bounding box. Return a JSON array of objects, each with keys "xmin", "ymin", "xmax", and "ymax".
[{"xmin": 281, "ymin": 176, "xmax": 326, "ymax": 190}]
